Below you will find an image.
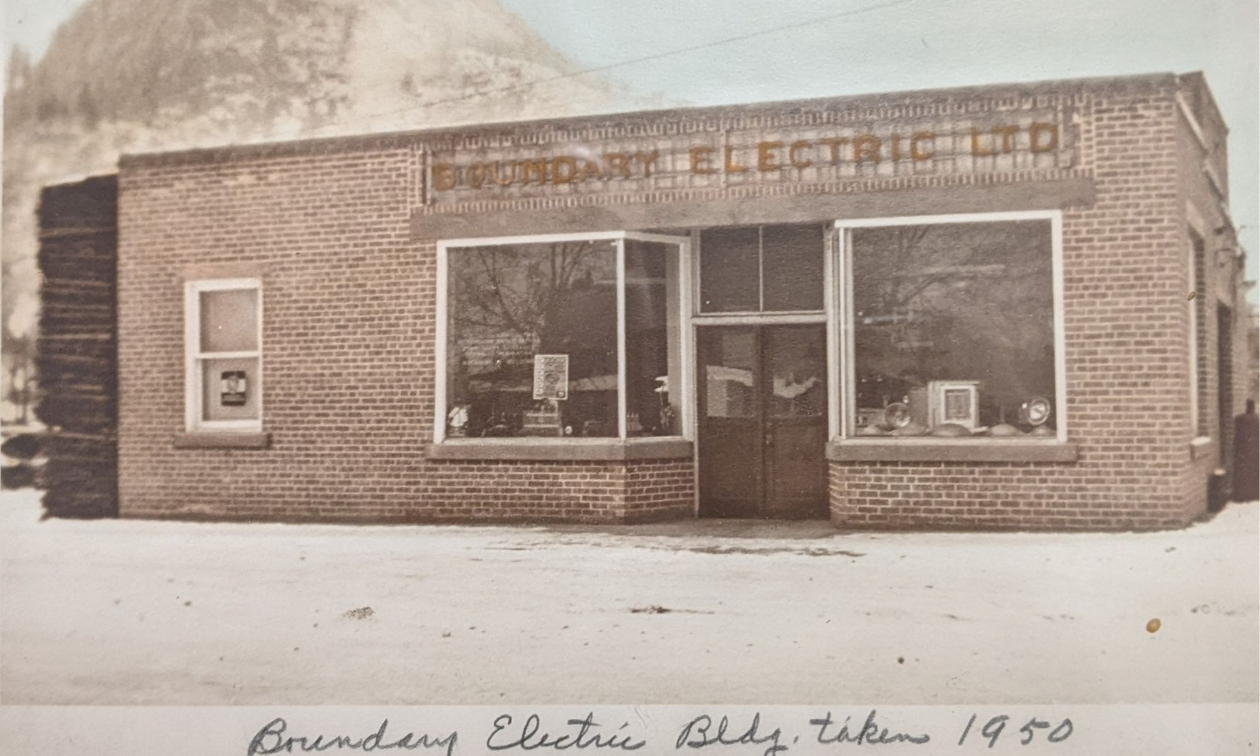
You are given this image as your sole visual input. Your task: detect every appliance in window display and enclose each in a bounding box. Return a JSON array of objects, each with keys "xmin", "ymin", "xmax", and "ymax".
[{"xmin": 907, "ymin": 381, "xmax": 980, "ymax": 432}]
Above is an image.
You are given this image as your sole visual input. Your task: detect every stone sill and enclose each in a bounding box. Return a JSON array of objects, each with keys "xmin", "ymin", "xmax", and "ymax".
[
  {"xmin": 174, "ymin": 432, "xmax": 271, "ymax": 450},
  {"xmin": 1190, "ymin": 436, "xmax": 1214, "ymax": 460},
  {"xmin": 427, "ymin": 438, "xmax": 693, "ymax": 462},
  {"xmin": 827, "ymin": 439, "xmax": 1078, "ymax": 463}
]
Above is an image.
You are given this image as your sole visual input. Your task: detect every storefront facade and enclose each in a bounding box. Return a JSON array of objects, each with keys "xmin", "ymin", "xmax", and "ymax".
[{"xmin": 63, "ymin": 71, "xmax": 1249, "ymax": 528}]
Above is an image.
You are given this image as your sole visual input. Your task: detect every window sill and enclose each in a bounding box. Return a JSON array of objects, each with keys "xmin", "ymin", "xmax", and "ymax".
[
  {"xmin": 427, "ymin": 438, "xmax": 693, "ymax": 462},
  {"xmin": 1190, "ymin": 436, "xmax": 1214, "ymax": 459},
  {"xmin": 174, "ymin": 432, "xmax": 271, "ymax": 450},
  {"xmin": 826, "ymin": 438, "xmax": 1078, "ymax": 463}
]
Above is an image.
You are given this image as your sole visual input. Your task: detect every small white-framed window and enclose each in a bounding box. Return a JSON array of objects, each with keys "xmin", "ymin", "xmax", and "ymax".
[
  {"xmin": 435, "ymin": 231, "xmax": 693, "ymax": 443},
  {"xmin": 835, "ymin": 211, "xmax": 1067, "ymax": 443},
  {"xmin": 185, "ymin": 278, "xmax": 262, "ymax": 432}
]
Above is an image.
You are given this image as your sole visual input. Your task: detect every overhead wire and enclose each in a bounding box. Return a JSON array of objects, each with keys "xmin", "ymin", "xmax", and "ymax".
[{"xmin": 308, "ymin": 0, "xmax": 925, "ymax": 134}]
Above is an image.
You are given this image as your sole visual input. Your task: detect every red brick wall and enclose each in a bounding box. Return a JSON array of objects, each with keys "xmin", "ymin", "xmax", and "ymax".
[
  {"xmin": 115, "ymin": 74, "xmax": 1242, "ymax": 528},
  {"xmin": 830, "ymin": 83, "xmax": 1202, "ymax": 531},
  {"xmin": 116, "ymin": 147, "xmax": 695, "ymax": 523}
]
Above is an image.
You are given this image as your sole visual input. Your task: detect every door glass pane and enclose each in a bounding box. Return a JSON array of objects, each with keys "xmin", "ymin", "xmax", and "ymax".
[
  {"xmin": 202, "ymin": 356, "xmax": 260, "ymax": 422},
  {"xmin": 701, "ymin": 329, "xmax": 756, "ymax": 418},
  {"xmin": 200, "ymin": 288, "xmax": 258, "ymax": 353},
  {"xmin": 446, "ymin": 239, "xmax": 618, "ymax": 438},
  {"xmin": 762, "ymin": 224, "xmax": 825, "ymax": 311},
  {"xmin": 625, "ymin": 239, "xmax": 682, "ymax": 436},
  {"xmin": 767, "ymin": 328, "xmax": 826, "ymax": 418},
  {"xmin": 699, "ymin": 227, "xmax": 759, "ymax": 312}
]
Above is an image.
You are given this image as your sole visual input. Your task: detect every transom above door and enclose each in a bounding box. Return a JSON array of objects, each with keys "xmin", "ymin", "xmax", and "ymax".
[{"xmin": 697, "ymin": 223, "xmax": 826, "ymax": 314}]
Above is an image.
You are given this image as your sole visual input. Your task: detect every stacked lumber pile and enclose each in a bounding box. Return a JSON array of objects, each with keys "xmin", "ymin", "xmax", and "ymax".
[{"xmin": 35, "ymin": 175, "xmax": 118, "ymax": 518}]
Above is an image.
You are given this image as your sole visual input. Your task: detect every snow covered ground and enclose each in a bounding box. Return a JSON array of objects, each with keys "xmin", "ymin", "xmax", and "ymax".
[{"xmin": 1, "ymin": 489, "xmax": 1256, "ymax": 705}]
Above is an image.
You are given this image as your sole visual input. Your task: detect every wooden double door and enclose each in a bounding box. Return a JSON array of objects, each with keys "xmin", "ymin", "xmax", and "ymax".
[{"xmin": 697, "ymin": 325, "xmax": 829, "ymax": 519}]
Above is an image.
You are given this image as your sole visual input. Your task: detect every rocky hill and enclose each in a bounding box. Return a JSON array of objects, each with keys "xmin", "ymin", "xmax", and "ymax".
[{"xmin": 2, "ymin": 0, "xmax": 659, "ymax": 419}]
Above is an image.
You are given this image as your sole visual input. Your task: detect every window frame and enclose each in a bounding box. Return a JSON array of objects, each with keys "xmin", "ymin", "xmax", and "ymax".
[
  {"xmin": 1187, "ymin": 222, "xmax": 1211, "ymax": 441},
  {"xmin": 184, "ymin": 278, "xmax": 264, "ymax": 433},
  {"xmin": 434, "ymin": 231, "xmax": 694, "ymax": 445},
  {"xmin": 832, "ymin": 210, "xmax": 1067, "ymax": 444}
]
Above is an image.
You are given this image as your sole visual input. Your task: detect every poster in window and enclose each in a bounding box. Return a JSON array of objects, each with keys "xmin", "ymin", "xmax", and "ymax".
[
  {"xmin": 220, "ymin": 370, "xmax": 248, "ymax": 406},
  {"xmin": 533, "ymin": 355, "xmax": 569, "ymax": 401}
]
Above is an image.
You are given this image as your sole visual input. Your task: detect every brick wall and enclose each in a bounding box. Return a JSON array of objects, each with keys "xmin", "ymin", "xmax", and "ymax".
[
  {"xmin": 829, "ymin": 81, "xmax": 1204, "ymax": 531},
  {"xmin": 1173, "ymin": 74, "xmax": 1255, "ymax": 507},
  {"xmin": 116, "ymin": 147, "xmax": 695, "ymax": 523},
  {"xmin": 113, "ymin": 73, "xmax": 1247, "ymax": 528}
]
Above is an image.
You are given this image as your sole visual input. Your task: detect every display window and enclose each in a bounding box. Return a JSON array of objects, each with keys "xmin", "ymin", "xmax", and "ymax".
[
  {"xmin": 836, "ymin": 213, "xmax": 1065, "ymax": 442},
  {"xmin": 437, "ymin": 232, "xmax": 692, "ymax": 442}
]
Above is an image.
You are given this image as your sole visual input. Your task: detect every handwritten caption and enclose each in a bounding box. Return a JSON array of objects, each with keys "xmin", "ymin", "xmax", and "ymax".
[{"xmin": 248, "ymin": 710, "xmax": 1074, "ymax": 755}]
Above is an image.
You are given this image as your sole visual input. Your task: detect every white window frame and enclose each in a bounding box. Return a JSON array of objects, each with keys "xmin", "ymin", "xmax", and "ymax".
[
  {"xmin": 184, "ymin": 278, "xmax": 263, "ymax": 433},
  {"xmin": 1185, "ymin": 211, "xmax": 1211, "ymax": 443},
  {"xmin": 434, "ymin": 231, "xmax": 694, "ymax": 444},
  {"xmin": 833, "ymin": 210, "xmax": 1068, "ymax": 444}
]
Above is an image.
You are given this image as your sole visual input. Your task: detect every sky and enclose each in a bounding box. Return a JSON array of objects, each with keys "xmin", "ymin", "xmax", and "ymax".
[{"xmin": 3, "ymin": 0, "xmax": 1258, "ymax": 286}]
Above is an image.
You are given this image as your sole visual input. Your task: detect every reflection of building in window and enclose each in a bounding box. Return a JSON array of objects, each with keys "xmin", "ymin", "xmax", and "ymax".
[
  {"xmin": 445, "ymin": 238, "xmax": 682, "ymax": 439},
  {"xmin": 849, "ymin": 220, "xmax": 1056, "ymax": 438}
]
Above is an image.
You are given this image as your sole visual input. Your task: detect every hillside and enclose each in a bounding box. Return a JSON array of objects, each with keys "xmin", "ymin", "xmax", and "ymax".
[{"xmin": 2, "ymin": 0, "xmax": 659, "ymax": 420}]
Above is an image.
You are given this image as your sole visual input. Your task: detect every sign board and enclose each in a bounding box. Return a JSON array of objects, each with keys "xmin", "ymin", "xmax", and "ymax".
[
  {"xmin": 532, "ymin": 355, "xmax": 569, "ymax": 401},
  {"xmin": 220, "ymin": 370, "xmax": 248, "ymax": 407},
  {"xmin": 424, "ymin": 108, "xmax": 1074, "ymax": 206}
]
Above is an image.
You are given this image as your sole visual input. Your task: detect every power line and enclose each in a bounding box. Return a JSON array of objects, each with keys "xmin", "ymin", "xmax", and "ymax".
[{"xmin": 310, "ymin": 0, "xmax": 924, "ymax": 135}]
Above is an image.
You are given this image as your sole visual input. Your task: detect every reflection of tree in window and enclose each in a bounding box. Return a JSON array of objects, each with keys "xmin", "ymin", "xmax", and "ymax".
[
  {"xmin": 851, "ymin": 221, "xmax": 1055, "ymax": 433},
  {"xmin": 447, "ymin": 241, "xmax": 617, "ymax": 437}
]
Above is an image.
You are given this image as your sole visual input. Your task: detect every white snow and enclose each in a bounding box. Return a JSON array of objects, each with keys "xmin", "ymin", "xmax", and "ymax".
[{"xmin": 1, "ymin": 489, "xmax": 1256, "ymax": 704}]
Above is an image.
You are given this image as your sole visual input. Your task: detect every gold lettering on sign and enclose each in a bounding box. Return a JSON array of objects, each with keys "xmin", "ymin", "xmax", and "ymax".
[
  {"xmin": 992, "ymin": 125, "xmax": 1021, "ymax": 154},
  {"xmin": 578, "ymin": 160, "xmax": 604, "ymax": 183},
  {"xmin": 490, "ymin": 162, "xmax": 516, "ymax": 187},
  {"xmin": 853, "ymin": 135, "xmax": 881, "ymax": 164},
  {"xmin": 788, "ymin": 140, "xmax": 812, "ymax": 169},
  {"xmin": 757, "ymin": 141, "xmax": 783, "ymax": 172},
  {"xmin": 818, "ymin": 137, "xmax": 848, "ymax": 165},
  {"xmin": 521, "ymin": 159, "xmax": 548, "ymax": 185},
  {"xmin": 970, "ymin": 128, "xmax": 996, "ymax": 157},
  {"xmin": 1030, "ymin": 122, "xmax": 1059, "ymax": 153},
  {"xmin": 690, "ymin": 146, "xmax": 716, "ymax": 174},
  {"xmin": 636, "ymin": 151, "xmax": 660, "ymax": 178},
  {"xmin": 604, "ymin": 153, "xmax": 632, "ymax": 179},
  {"xmin": 426, "ymin": 118, "xmax": 1064, "ymax": 192},
  {"xmin": 432, "ymin": 163, "xmax": 456, "ymax": 191},
  {"xmin": 551, "ymin": 156, "xmax": 578, "ymax": 185},
  {"xmin": 910, "ymin": 132, "xmax": 935, "ymax": 161}
]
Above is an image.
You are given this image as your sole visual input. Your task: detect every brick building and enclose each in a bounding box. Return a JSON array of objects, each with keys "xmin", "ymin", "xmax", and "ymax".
[{"xmin": 37, "ymin": 71, "xmax": 1256, "ymax": 528}]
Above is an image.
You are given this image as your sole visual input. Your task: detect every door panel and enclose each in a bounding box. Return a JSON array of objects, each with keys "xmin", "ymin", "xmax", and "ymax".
[
  {"xmin": 697, "ymin": 328, "xmax": 761, "ymax": 517},
  {"xmin": 764, "ymin": 326, "xmax": 828, "ymax": 518},
  {"xmin": 698, "ymin": 325, "xmax": 828, "ymax": 519}
]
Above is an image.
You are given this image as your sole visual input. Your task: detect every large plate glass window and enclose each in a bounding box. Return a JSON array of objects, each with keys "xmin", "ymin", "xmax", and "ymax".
[
  {"xmin": 838, "ymin": 215, "xmax": 1062, "ymax": 440},
  {"xmin": 440, "ymin": 233, "xmax": 690, "ymax": 441},
  {"xmin": 186, "ymin": 279, "xmax": 262, "ymax": 431}
]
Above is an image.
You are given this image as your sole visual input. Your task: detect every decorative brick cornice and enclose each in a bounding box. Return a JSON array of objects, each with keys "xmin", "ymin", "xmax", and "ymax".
[{"xmin": 118, "ymin": 72, "xmax": 1177, "ymax": 170}]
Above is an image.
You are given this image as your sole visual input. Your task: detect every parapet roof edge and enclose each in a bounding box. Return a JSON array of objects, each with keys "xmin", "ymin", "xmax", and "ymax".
[{"xmin": 119, "ymin": 71, "xmax": 1181, "ymax": 169}]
